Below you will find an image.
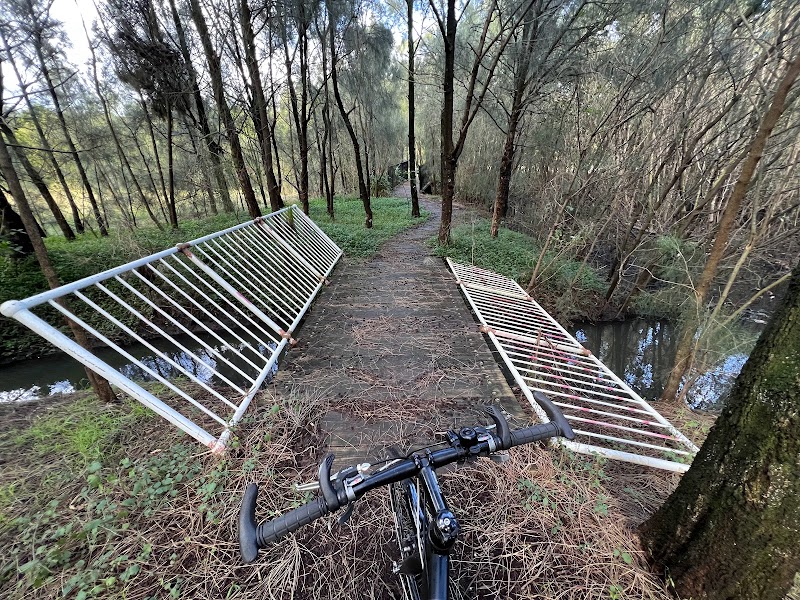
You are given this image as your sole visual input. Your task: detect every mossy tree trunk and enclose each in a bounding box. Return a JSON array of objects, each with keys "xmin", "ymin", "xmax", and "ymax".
[{"xmin": 640, "ymin": 259, "xmax": 800, "ymax": 600}]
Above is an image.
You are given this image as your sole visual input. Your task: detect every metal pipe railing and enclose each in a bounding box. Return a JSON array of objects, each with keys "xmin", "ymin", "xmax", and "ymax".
[
  {"xmin": 447, "ymin": 258, "xmax": 699, "ymax": 473},
  {"xmin": 1, "ymin": 206, "xmax": 342, "ymax": 454}
]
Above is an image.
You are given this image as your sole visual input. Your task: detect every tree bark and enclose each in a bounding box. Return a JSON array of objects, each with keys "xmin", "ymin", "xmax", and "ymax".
[
  {"xmin": 0, "ymin": 188, "xmax": 34, "ymax": 257},
  {"xmin": 0, "ymin": 124, "xmax": 75, "ymax": 240},
  {"xmin": 166, "ymin": 106, "xmax": 178, "ymax": 228},
  {"xmin": 281, "ymin": 7, "xmax": 311, "ymax": 214},
  {"xmin": 660, "ymin": 55, "xmax": 800, "ymax": 403},
  {"xmin": 491, "ymin": 6, "xmax": 537, "ymax": 238},
  {"xmin": 640, "ymin": 257, "xmax": 800, "ymax": 600},
  {"xmin": 168, "ymin": 0, "xmax": 230, "ymax": 213},
  {"xmin": 188, "ymin": 0, "xmax": 261, "ymax": 218},
  {"xmin": 407, "ymin": 0, "xmax": 420, "ymax": 217},
  {"xmin": 437, "ymin": 0, "xmax": 457, "ymax": 244}
]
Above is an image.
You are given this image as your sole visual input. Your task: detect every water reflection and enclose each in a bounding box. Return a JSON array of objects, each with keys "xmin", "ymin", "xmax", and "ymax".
[
  {"xmin": 0, "ymin": 331, "xmax": 278, "ymax": 403},
  {"xmin": 571, "ymin": 318, "xmax": 746, "ymax": 409}
]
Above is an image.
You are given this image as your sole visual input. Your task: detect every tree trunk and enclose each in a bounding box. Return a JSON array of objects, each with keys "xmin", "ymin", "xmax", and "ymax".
[
  {"xmin": 0, "ymin": 29, "xmax": 85, "ymax": 235},
  {"xmin": 326, "ymin": 3, "xmax": 372, "ymax": 228},
  {"xmin": 166, "ymin": 107, "xmax": 178, "ymax": 228},
  {"xmin": 188, "ymin": 0, "xmax": 261, "ymax": 218},
  {"xmin": 319, "ymin": 19, "xmax": 335, "ymax": 219},
  {"xmin": 438, "ymin": 0, "xmax": 457, "ymax": 244},
  {"xmin": 0, "ymin": 188, "xmax": 35, "ymax": 257},
  {"xmin": 240, "ymin": 0, "xmax": 283, "ymax": 213},
  {"xmin": 491, "ymin": 108, "xmax": 521, "ymax": 237},
  {"xmin": 281, "ymin": 12, "xmax": 311, "ymax": 214},
  {"xmin": 0, "ymin": 116, "xmax": 117, "ymax": 404},
  {"xmin": 85, "ymin": 34, "xmax": 163, "ymax": 231},
  {"xmin": 640, "ymin": 257, "xmax": 800, "ymax": 600},
  {"xmin": 491, "ymin": 6, "xmax": 537, "ymax": 238},
  {"xmin": 407, "ymin": 0, "xmax": 420, "ymax": 217},
  {"xmin": 28, "ymin": 9, "xmax": 107, "ymax": 236},
  {"xmin": 168, "ymin": 0, "xmax": 229, "ymax": 213},
  {"xmin": 0, "ymin": 125, "xmax": 75, "ymax": 240},
  {"xmin": 660, "ymin": 55, "xmax": 800, "ymax": 403}
]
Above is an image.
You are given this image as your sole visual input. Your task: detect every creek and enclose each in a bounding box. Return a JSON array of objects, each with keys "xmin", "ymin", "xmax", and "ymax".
[
  {"xmin": 0, "ymin": 318, "xmax": 745, "ymax": 410},
  {"xmin": 571, "ymin": 318, "xmax": 748, "ymax": 411},
  {"xmin": 0, "ymin": 330, "xmax": 275, "ymax": 403}
]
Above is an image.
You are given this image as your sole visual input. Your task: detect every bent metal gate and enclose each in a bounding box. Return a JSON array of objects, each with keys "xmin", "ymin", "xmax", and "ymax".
[{"xmin": 1, "ymin": 206, "xmax": 342, "ymax": 454}]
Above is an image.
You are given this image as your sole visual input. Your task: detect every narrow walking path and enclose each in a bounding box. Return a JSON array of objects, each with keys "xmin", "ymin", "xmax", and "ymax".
[{"xmin": 268, "ymin": 193, "xmax": 528, "ymax": 463}]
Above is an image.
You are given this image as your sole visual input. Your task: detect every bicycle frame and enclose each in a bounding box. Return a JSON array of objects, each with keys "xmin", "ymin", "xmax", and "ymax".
[{"xmin": 395, "ymin": 455, "xmax": 460, "ymax": 600}]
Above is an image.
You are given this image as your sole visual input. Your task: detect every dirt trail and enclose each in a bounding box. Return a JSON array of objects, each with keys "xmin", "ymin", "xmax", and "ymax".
[{"xmin": 268, "ymin": 191, "xmax": 528, "ymax": 463}]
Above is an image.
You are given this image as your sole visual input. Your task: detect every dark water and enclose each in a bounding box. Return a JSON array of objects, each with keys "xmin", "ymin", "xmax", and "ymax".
[
  {"xmin": 571, "ymin": 318, "xmax": 748, "ymax": 410},
  {"xmin": 0, "ymin": 331, "xmax": 277, "ymax": 403},
  {"xmin": 1, "ymin": 318, "xmax": 744, "ymax": 409}
]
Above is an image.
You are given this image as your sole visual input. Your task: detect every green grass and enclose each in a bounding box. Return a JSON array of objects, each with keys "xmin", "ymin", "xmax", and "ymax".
[
  {"xmin": 429, "ymin": 220, "xmax": 605, "ymax": 317},
  {"xmin": 308, "ymin": 196, "xmax": 428, "ymax": 258},
  {"xmin": 0, "ymin": 390, "xmax": 322, "ymax": 599}
]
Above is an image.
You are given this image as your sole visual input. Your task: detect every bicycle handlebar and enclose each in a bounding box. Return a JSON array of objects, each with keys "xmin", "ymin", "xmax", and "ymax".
[{"xmin": 239, "ymin": 396, "xmax": 574, "ymax": 563}]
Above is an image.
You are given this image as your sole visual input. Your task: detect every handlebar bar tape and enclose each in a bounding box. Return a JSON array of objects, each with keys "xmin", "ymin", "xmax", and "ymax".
[{"xmin": 239, "ymin": 483, "xmax": 329, "ymax": 563}]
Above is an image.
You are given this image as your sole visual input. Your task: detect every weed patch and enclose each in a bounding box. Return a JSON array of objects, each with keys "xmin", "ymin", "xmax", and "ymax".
[{"xmin": 430, "ymin": 220, "xmax": 605, "ymax": 320}]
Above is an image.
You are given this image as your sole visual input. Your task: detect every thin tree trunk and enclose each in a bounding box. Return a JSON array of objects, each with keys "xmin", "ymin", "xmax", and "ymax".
[
  {"xmin": 0, "ymin": 114, "xmax": 117, "ymax": 403},
  {"xmin": 188, "ymin": 0, "xmax": 261, "ymax": 218},
  {"xmin": 84, "ymin": 30, "xmax": 163, "ymax": 230},
  {"xmin": 166, "ymin": 107, "xmax": 178, "ymax": 228},
  {"xmin": 282, "ymin": 16, "xmax": 311, "ymax": 213},
  {"xmin": 0, "ymin": 188, "xmax": 34, "ymax": 257},
  {"xmin": 491, "ymin": 108, "xmax": 522, "ymax": 237},
  {"xmin": 0, "ymin": 125, "xmax": 75, "ymax": 240},
  {"xmin": 660, "ymin": 55, "xmax": 800, "ymax": 403},
  {"xmin": 240, "ymin": 0, "xmax": 283, "ymax": 213},
  {"xmin": 168, "ymin": 0, "xmax": 229, "ymax": 213},
  {"xmin": 141, "ymin": 97, "xmax": 170, "ymax": 214},
  {"xmin": 407, "ymin": 0, "xmax": 420, "ymax": 217},
  {"xmin": 326, "ymin": 4, "xmax": 372, "ymax": 228},
  {"xmin": 437, "ymin": 0, "xmax": 457, "ymax": 244}
]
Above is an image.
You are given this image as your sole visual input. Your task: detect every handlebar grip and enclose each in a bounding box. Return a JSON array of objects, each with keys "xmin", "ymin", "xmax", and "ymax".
[
  {"xmin": 509, "ymin": 422, "xmax": 561, "ymax": 447},
  {"xmin": 256, "ymin": 497, "xmax": 329, "ymax": 547},
  {"xmin": 239, "ymin": 483, "xmax": 329, "ymax": 563},
  {"xmin": 532, "ymin": 391, "xmax": 575, "ymax": 440}
]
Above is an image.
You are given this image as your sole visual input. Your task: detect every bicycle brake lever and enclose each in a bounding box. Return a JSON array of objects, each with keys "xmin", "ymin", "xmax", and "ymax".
[
  {"xmin": 483, "ymin": 406, "xmax": 512, "ymax": 450},
  {"xmin": 318, "ymin": 453, "xmax": 341, "ymax": 511}
]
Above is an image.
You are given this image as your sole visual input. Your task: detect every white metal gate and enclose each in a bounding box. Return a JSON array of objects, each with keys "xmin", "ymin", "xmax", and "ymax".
[
  {"xmin": 1, "ymin": 206, "xmax": 342, "ymax": 453},
  {"xmin": 448, "ymin": 259, "xmax": 698, "ymax": 472}
]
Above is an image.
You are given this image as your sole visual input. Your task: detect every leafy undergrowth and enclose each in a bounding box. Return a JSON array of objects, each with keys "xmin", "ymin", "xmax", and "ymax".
[
  {"xmin": 309, "ymin": 196, "xmax": 428, "ymax": 258},
  {"xmin": 0, "ymin": 197, "xmax": 425, "ymax": 363},
  {"xmin": 0, "ymin": 389, "xmax": 683, "ymax": 599},
  {"xmin": 430, "ymin": 220, "xmax": 605, "ymax": 322}
]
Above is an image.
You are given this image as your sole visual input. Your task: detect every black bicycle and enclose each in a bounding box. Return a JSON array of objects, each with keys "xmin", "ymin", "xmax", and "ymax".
[{"xmin": 239, "ymin": 392, "xmax": 575, "ymax": 600}]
